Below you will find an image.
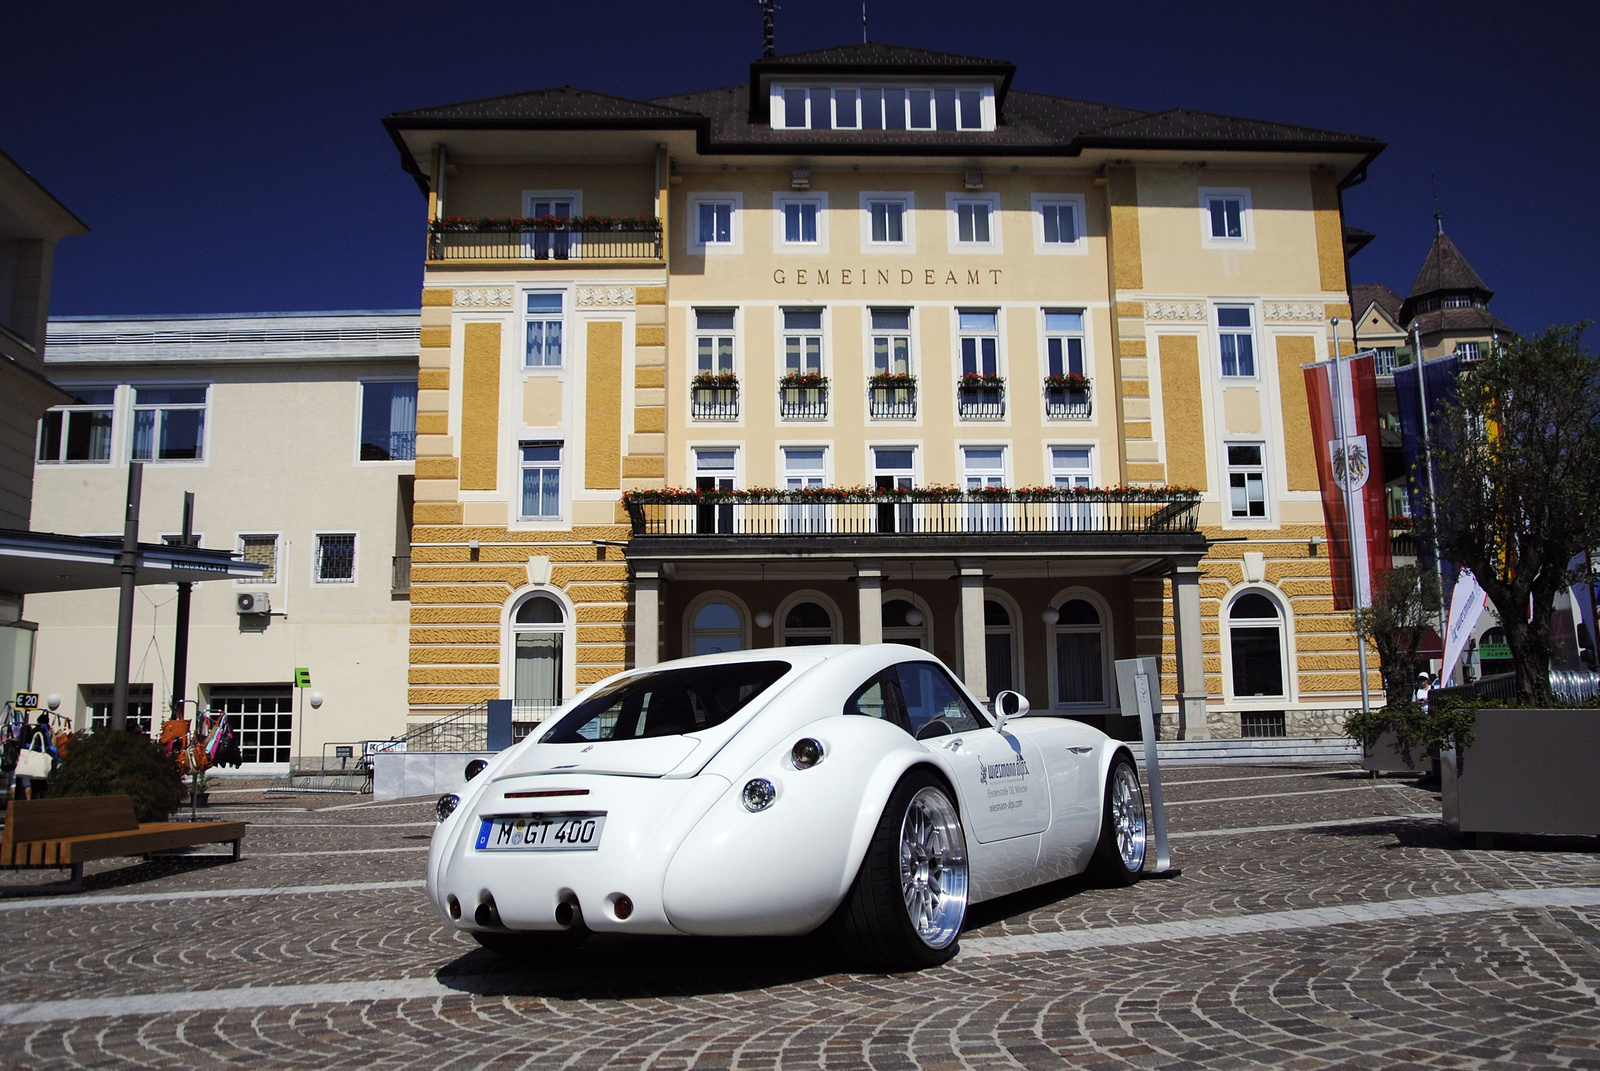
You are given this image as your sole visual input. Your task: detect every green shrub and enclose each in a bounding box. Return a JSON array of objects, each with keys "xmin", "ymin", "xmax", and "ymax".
[
  {"xmin": 1343, "ymin": 697, "xmax": 1480, "ymax": 768},
  {"xmin": 50, "ymin": 730, "xmax": 184, "ymax": 822}
]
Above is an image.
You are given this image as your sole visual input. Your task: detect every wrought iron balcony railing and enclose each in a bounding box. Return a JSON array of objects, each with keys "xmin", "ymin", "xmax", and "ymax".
[
  {"xmin": 869, "ymin": 384, "xmax": 917, "ymax": 419},
  {"xmin": 779, "ymin": 384, "xmax": 829, "ymax": 420},
  {"xmin": 691, "ymin": 385, "xmax": 740, "ymax": 421},
  {"xmin": 1044, "ymin": 387, "xmax": 1092, "ymax": 419},
  {"xmin": 427, "ymin": 222, "xmax": 663, "ymax": 262},
  {"xmin": 624, "ymin": 489, "xmax": 1202, "ymax": 538},
  {"xmin": 957, "ymin": 381, "xmax": 1005, "ymax": 419}
]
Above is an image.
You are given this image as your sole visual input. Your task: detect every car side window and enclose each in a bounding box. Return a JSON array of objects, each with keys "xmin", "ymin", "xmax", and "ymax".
[
  {"xmin": 893, "ymin": 662, "xmax": 987, "ymax": 736},
  {"xmin": 844, "ymin": 671, "xmax": 911, "ymax": 732}
]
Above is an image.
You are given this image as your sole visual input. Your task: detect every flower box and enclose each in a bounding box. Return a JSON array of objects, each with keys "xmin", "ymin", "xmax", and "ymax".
[
  {"xmin": 1043, "ymin": 373, "xmax": 1091, "ymax": 392},
  {"xmin": 690, "ymin": 373, "xmax": 739, "ymax": 390},
  {"xmin": 778, "ymin": 372, "xmax": 830, "ymax": 389},
  {"xmin": 868, "ymin": 373, "xmax": 918, "ymax": 388}
]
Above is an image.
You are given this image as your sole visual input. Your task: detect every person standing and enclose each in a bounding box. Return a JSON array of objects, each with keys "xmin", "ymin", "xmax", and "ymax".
[{"xmin": 14, "ymin": 714, "xmax": 54, "ymax": 801}]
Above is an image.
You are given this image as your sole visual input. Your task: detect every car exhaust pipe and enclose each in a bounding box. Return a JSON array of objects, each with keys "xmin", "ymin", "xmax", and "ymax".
[
  {"xmin": 555, "ymin": 899, "xmax": 576, "ymax": 927},
  {"xmin": 475, "ymin": 893, "xmax": 501, "ymax": 928}
]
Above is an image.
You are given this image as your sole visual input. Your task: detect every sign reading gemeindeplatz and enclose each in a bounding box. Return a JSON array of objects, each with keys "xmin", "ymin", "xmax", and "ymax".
[{"xmin": 772, "ymin": 267, "xmax": 1005, "ymax": 286}]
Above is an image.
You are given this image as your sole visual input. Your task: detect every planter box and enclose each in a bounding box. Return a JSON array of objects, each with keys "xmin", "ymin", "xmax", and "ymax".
[
  {"xmin": 1442, "ymin": 708, "xmax": 1600, "ymax": 841},
  {"xmin": 1360, "ymin": 731, "xmax": 1429, "ymax": 775}
]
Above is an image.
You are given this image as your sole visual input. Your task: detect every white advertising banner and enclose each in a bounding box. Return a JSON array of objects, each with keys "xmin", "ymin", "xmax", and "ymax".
[{"xmin": 1442, "ymin": 569, "xmax": 1490, "ymax": 684}]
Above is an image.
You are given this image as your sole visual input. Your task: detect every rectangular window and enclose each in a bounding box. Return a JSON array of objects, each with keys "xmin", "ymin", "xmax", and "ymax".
[
  {"xmin": 958, "ymin": 310, "xmax": 999, "ymax": 377},
  {"xmin": 869, "ymin": 200, "xmax": 905, "ymax": 244},
  {"xmin": 774, "ymin": 84, "xmax": 990, "ymax": 131},
  {"xmin": 1208, "ymin": 196, "xmax": 1244, "ymax": 239},
  {"xmin": 314, "ymin": 533, "xmax": 357, "ymax": 583},
  {"xmin": 1040, "ymin": 202, "xmax": 1078, "ymax": 244},
  {"xmin": 695, "ymin": 308, "xmax": 736, "ymax": 375},
  {"xmin": 782, "ymin": 308, "xmax": 823, "ymax": 376},
  {"xmin": 783, "ymin": 86, "xmax": 807, "ymax": 128},
  {"xmin": 524, "ymin": 291, "xmax": 564, "ymax": 368},
  {"xmin": 1373, "ymin": 347, "xmax": 1398, "ymax": 376},
  {"xmin": 520, "ymin": 442, "xmax": 562, "ymax": 520},
  {"xmin": 1217, "ymin": 306, "xmax": 1257, "ymax": 378},
  {"xmin": 907, "ymin": 89, "xmax": 934, "ymax": 129},
  {"xmin": 870, "ymin": 308, "xmax": 912, "ymax": 377},
  {"xmin": 131, "ymin": 385, "xmax": 206, "ymax": 462},
  {"xmin": 860, "ymin": 88, "xmax": 884, "ymax": 130},
  {"xmin": 808, "ymin": 87, "xmax": 833, "ymax": 130},
  {"xmin": 963, "ymin": 446, "xmax": 1006, "ymax": 529},
  {"xmin": 697, "ymin": 201, "xmax": 734, "ymax": 246},
  {"xmin": 955, "ymin": 201, "xmax": 991, "ymax": 244},
  {"xmin": 359, "ymin": 381, "xmax": 417, "ymax": 461},
  {"xmin": 1051, "ymin": 446, "xmax": 1092, "ymax": 490},
  {"xmin": 832, "ymin": 88, "xmax": 859, "ymax": 129},
  {"xmin": 782, "ymin": 446, "xmax": 827, "ymax": 532},
  {"xmin": 1044, "ymin": 311, "xmax": 1086, "ymax": 378},
  {"xmin": 1456, "ymin": 341, "xmax": 1481, "ymax": 361},
  {"xmin": 238, "ymin": 534, "xmax": 279, "ymax": 583},
  {"xmin": 1227, "ymin": 443, "xmax": 1267, "ymax": 519},
  {"xmin": 87, "ymin": 684, "xmax": 154, "ymax": 736},
  {"xmin": 883, "ymin": 89, "xmax": 907, "ymax": 130},
  {"xmin": 873, "ymin": 446, "xmax": 916, "ymax": 532},
  {"xmin": 38, "ymin": 386, "xmax": 114, "ymax": 463},
  {"xmin": 782, "ymin": 201, "xmax": 819, "ymax": 244},
  {"xmin": 956, "ymin": 89, "xmax": 983, "ymax": 129},
  {"xmin": 210, "ymin": 686, "xmax": 294, "ymax": 765},
  {"xmin": 694, "ymin": 447, "xmax": 737, "ymax": 534}
]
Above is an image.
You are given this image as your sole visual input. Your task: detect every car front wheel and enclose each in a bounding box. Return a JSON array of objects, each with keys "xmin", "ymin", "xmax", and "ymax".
[
  {"xmin": 1088, "ymin": 755, "xmax": 1147, "ymax": 886},
  {"xmin": 830, "ymin": 769, "xmax": 969, "ymax": 971}
]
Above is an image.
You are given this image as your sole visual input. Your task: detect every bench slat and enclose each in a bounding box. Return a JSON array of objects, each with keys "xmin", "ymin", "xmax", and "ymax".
[
  {"xmin": 6, "ymin": 797, "xmax": 139, "ymax": 843},
  {"xmin": 59, "ymin": 823, "xmax": 247, "ymax": 864}
]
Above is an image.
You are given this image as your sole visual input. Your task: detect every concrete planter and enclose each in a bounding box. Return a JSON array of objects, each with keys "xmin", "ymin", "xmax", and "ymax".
[
  {"xmin": 1442, "ymin": 708, "xmax": 1600, "ymax": 845},
  {"xmin": 1360, "ymin": 731, "xmax": 1429, "ymax": 775}
]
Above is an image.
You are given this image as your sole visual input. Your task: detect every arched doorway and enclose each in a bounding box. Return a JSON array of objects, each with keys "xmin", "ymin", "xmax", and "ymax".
[
  {"xmin": 1227, "ymin": 591, "xmax": 1287, "ymax": 699},
  {"xmin": 1049, "ymin": 595, "xmax": 1109, "ymax": 707},
  {"xmin": 512, "ymin": 593, "xmax": 565, "ymax": 708}
]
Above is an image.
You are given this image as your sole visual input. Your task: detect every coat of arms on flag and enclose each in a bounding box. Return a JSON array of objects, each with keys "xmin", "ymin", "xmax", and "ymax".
[{"xmin": 1330, "ymin": 436, "xmax": 1371, "ymax": 492}]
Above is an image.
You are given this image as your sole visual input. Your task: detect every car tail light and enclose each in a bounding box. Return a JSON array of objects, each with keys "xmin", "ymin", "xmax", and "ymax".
[
  {"xmin": 436, "ymin": 793, "xmax": 460, "ymax": 822},
  {"xmin": 612, "ymin": 894, "xmax": 634, "ymax": 920},
  {"xmin": 742, "ymin": 778, "xmax": 776, "ymax": 812},
  {"xmin": 791, "ymin": 738, "xmax": 824, "ymax": 769},
  {"xmin": 447, "ymin": 895, "xmax": 461, "ymax": 920}
]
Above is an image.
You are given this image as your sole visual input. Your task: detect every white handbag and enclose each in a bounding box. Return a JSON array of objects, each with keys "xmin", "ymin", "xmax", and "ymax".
[{"xmin": 14, "ymin": 738, "xmax": 51, "ymax": 779}]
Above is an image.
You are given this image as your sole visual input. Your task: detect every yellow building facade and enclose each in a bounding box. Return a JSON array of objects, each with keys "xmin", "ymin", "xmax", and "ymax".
[{"xmin": 384, "ymin": 44, "xmax": 1386, "ymax": 739}]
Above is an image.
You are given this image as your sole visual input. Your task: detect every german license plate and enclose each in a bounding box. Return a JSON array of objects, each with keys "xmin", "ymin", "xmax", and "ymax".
[{"xmin": 475, "ymin": 813, "xmax": 605, "ymax": 851}]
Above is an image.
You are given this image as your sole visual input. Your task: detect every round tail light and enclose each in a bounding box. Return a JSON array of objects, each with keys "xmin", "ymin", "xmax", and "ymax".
[
  {"xmin": 447, "ymin": 895, "xmax": 461, "ymax": 920},
  {"xmin": 791, "ymin": 738, "xmax": 824, "ymax": 769},
  {"xmin": 613, "ymin": 894, "xmax": 634, "ymax": 920},
  {"xmin": 742, "ymin": 778, "xmax": 776, "ymax": 812}
]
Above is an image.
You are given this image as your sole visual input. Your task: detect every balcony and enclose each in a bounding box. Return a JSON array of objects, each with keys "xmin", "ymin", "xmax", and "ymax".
[
  {"xmin": 957, "ymin": 378, "xmax": 1006, "ymax": 420},
  {"xmin": 624, "ymin": 488, "xmax": 1202, "ymax": 539},
  {"xmin": 778, "ymin": 379, "xmax": 829, "ymax": 420},
  {"xmin": 868, "ymin": 380, "xmax": 917, "ymax": 419},
  {"xmin": 1044, "ymin": 381, "xmax": 1092, "ymax": 419},
  {"xmin": 690, "ymin": 381, "xmax": 740, "ymax": 421},
  {"xmin": 427, "ymin": 216, "xmax": 663, "ymax": 264}
]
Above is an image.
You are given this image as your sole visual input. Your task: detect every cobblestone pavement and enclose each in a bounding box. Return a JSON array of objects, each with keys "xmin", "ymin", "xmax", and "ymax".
[{"xmin": 1, "ymin": 763, "xmax": 1597, "ymax": 1069}]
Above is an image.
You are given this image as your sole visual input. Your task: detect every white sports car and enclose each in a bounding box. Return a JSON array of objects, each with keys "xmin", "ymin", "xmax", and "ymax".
[{"xmin": 428, "ymin": 644, "xmax": 1148, "ymax": 969}]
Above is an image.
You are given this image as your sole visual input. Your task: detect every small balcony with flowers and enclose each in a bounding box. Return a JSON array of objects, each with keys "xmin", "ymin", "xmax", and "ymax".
[
  {"xmin": 426, "ymin": 214, "xmax": 663, "ymax": 265},
  {"xmin": 1043, "ymin": 372, "xmax": 1092, "ymax": 419},
  {"xmin": 956, "ymin": 373, "xmax": 1006, "ymax": 419},
  {"xmin": 690, "ymin": 371, "xmax": 740, "ymax": 421},
  {"xmin": 778, "ymin": 371, "xmax": 829, "ymax": 420},
  {"xmin": 867, "ymin": 372, "xmax": 918, "ymax": 419}
]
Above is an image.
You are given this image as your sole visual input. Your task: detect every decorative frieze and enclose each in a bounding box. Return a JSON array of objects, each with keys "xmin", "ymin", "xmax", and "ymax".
[
  {"xmin": 1264, "ymin": 302, "xmax": 1325, "ymax": 322},
  {"xmin": 576, "ymin": 285, "xmax": 636, "ymax": 308},
  {"xmin": 1143, "ymin": 301, "xmax": 1206, "ymax": 322},
  {"xmin": 453, "ymin": 287, "xmax": 513, "ymax": 308}
]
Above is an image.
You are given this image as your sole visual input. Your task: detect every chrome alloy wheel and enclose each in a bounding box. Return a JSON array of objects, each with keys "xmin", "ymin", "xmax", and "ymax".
[
  {"xmin": 1110, "ymin": 762, "xmax": 1148, "ymax": 873},
  {"xmin": 898, "ymin": 786, "xmax": 969, "ymax": 949}
]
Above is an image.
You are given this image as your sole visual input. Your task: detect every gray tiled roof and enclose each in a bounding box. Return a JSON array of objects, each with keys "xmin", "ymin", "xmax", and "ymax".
[{"xmin": 389, "ymin": 86, "xmax": 700, "ymax": 124}]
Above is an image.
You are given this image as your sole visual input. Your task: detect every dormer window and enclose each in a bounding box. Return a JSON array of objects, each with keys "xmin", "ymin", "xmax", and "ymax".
[{"xmin": 772, "ymin": 84, "xmax": 992, "ymax": 131}]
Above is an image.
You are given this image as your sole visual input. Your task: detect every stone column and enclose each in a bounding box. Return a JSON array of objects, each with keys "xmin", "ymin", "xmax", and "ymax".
[
  {"xmin": 633, "ymin": 567, "xmax": 660, "ymax": 669},
  {"xmin": 1171, "ymin": 565, "xmax": 1209, "ymax": 739},
  {"xmin": 958, "ymin": 559, "xmax": 988, "ymax": 703},
  {"xmin": 856, "ymin": 560, "xmax": 883, "ymax": 645}
]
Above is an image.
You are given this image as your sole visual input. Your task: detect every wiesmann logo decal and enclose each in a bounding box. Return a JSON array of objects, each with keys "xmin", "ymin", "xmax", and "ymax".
[{"xmin": 978, "ymin": 757, "xmax": 1029, "ymax": 784}]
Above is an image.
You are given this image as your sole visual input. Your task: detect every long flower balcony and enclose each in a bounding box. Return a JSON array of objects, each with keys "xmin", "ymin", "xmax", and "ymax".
[
  {"xmin": 623, "ymin": 486, "xmax": 1201, "ymax": 538},
  {"xmin": 427, "ymin": 215, "xmax": 663, "ymax": 263}
]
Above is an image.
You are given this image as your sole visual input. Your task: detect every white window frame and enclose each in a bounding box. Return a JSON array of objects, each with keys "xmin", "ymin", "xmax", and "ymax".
[
  {"xmin": 1221, "ymin": 586, "xmax": 1295, "ymax": 706},
  {"xmin": 1199, "ymin": 187, "xmax": 1253, "ymax": 249},
  {"xmin": 773, "ymin": 192, "xmax": 829, "ymax": 253},
  {"xmin": 687, "ymin": 192, "xmax": 743, "ymax": 255},
  {"xmin": 1041, "ymin": 309, "xmax": 1088, "ymax": 379},
  {"xmin": 779, "ymin": 306, "xmax": 826, "ymax": 378},
  {"xmin": 1045, "ymin": 588, "xmax": 1115, "ymax": 711},
  {"xmin": 780, "ymin": 444, "xmax": 830, "ymax": 532},
  {"xmin": 37, "ymin": 385, "xmax": 116, "ymax": 465},
  {"xmin": 770, "ymin": 84, "xmax": 994, "ymax": 131},
  {"xmin": 683, "ymin": 590, "xmax": 752, "ymax": 658},
  {"xmin": 961, "ymin": 443, "xmax": 1008, "ymax": 530},
  {"xmin": 774, "ymin": 590, "xmax": 844, "ymax": 646},
  {"xmin": 956, "ymin": 308, "xmax": 1002, "ymax": 378},
  {"xmin": 692, "ymin": 307, "xmax": 738, "ymax": 377},
  {"xmin": 521, "ymin": 189, "xmax": 582, "ymax": 259},
  {"xmin": 235, "ymin": 532, "xmax": 281, "ymax": 586},
  {"xmin": 129, "ymin": 383, "xmax": 209, "ymax": 464},
  {"xmin": 868, "ymin": 307, "xmax": 915, "ymax": 379},
  {"xmin": 357, "ymin": 377, "xmax": 418, "ymax": 463},
  {"xmin": 522, "ymin": 290, "xmax": 566, "ymax": 369},
  {"xmin": 1225, "ymin": 441, "xmax": 1269, "ymax": 522},
  {"xmin": 312, "ymin": 531, "xmax": 358, "ymax": 586},
  {"xmin": 1031, "ymin": 193, "xmax": 1087, "ymax": 255},
  {"xmin": 1215, "ymin": 304, "xmax": 1259, "ymax": 379},
  {"xmin": 518, "ymin": 440, "xmax": 565, "ymax": 522},
  {"xmin": 860, "ymin": 191, "xmax": 915, "ymax": 253},
  {"xmin": 947, "ymin": 193, "xmax": 1002, "ymax": 253},
  {"xmin": 1049, "ymin": 444, "xmax": 1095, "ymax": 530},
  {"xmin": 501, "ymin": 585, "xmax": 578, "ymax": 705}
]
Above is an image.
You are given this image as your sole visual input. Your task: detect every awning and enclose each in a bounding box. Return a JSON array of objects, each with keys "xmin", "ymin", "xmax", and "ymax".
[{"xmin": 0, "ymin": 528, "xmax": 268, "ymax": 596}]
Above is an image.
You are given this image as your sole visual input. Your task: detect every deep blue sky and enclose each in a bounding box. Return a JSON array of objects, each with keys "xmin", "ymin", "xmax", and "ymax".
[{"xmin": 5, "ymin": 1, "xmax": 1595, "ymax": 331}]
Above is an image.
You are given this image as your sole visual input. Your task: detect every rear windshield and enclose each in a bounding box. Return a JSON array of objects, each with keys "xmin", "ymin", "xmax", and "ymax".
[{"xmin": 542, "ymin": 661, "xmax": 791, "ymax": 743}]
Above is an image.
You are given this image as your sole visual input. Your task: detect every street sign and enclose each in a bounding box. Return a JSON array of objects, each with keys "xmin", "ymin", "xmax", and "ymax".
[
  {"xmin": 13, "ymin": 693, "xmax": 39, "ymax": 710},
  {"xmin": 1478, "ymin": 641, "xmax": 1511, "ymax": 660},
  {"xmin": 334, "ymin": 746, "xmax": 353, "ymax": 759},
  {"xmin": 295, "ymin": 668, "xmax": 312, "ymax": 687}
]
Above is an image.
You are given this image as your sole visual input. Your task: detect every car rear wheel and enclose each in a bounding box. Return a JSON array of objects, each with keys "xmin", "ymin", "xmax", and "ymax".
[
  {"xmin": 830, "ymin": 769, "xmax": 969, "ymax": 971},
  {"xmin": 1088, "ymin": 755, "xmax": 1146, "ymax": 886},
  {"xmin": 470, "ymin": 928, "xmax": 588, "ymax": 958}
]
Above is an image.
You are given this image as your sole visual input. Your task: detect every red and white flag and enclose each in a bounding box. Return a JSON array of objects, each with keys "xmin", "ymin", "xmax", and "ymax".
[{"xmin": 1304, "ymin": 353, "xmax": 1392, "ymax": 610}]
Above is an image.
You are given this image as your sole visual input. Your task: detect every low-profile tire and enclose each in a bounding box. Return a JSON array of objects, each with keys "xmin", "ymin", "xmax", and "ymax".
[
  {"xmin": 1088, "ymin": 754, "xmax": 1147, "ymax": 887},
  {"xmin": 829, "ymin": 768, "xmax": 969, "ymax": 971},
  {"xmin": 471, "ymin": 927, "xmax": 588, "ymax": 959}
]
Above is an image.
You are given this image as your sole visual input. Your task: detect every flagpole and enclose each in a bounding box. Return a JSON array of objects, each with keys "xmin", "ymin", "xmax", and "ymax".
[
  {"xmin": 1414, "ymin": 320, "xmax": 1450, "ymax": 678},
  {"xmin": 1331, "ymin": 318, "xmax": 1372, "ymax": 715}
]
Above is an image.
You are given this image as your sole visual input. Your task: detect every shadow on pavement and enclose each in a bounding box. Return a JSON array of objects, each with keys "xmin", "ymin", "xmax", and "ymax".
[{"xmin": 0, "ymin": 854, "xmax": 237, "ymax": 897}]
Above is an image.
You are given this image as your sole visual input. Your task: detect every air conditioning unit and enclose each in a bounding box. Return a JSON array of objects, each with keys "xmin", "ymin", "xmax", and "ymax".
[{"xmin": 237, "ymin": 592, "xmax": 271, "ymax": 615}]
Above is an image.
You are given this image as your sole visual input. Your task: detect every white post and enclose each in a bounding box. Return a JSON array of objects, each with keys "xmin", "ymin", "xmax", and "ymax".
[
  {"xmin": 1172, "ymin": 566, "xmax": 1209, "ymax": 740},
  {"xmin": 957, "ymin": 559, "xmax": 988, "ymax": 703},
  {"xmin": 633, "ymin": 568, "xmax": 660, "ymax": 668},
  {"xmin": 856, "ymin": 561, "xmax": 883, "ymax": 645}
]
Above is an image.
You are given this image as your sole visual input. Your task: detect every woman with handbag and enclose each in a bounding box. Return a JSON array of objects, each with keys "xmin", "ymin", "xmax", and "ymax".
[{"xmin": 13, "ymin": 714, "xmax": 54, "ymax": 801}]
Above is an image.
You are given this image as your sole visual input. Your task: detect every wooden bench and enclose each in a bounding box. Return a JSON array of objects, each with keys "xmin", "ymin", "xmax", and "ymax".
[{"xmin": 0, "ymin": 795, "xmax": 246, "ymax": 894}]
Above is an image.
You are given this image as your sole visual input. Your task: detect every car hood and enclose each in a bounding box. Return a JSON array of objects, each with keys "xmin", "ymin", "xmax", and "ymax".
[{"xmin": 493, "ymin": 736, "xmax": 703, "ymax": 780}]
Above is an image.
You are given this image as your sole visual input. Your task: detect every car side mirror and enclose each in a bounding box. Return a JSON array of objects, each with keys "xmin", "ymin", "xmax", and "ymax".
[{"xmin": 992, "ymin": 690, "xmax": 1030, "ymax": 734}]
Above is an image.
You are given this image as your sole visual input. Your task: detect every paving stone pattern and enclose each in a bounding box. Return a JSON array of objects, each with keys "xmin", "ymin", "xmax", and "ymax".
[{"xmin": 1, "ymin": 764, "xmax": 1598, "ymax": 1069}]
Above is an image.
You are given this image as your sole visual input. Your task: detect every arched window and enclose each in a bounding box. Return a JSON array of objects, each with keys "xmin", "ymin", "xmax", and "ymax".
[
  {"xmin": 690, "ymin": 599, "xmax": 745, "ymax": 656},
  {"xmin": 984, "ymin": 598, "xmax": 1018, "ymax": 694},
  {"xmin": 782, "ymin": 600, "xmax": 835, "ymax": 646},
  {"xmin": 1229, "ymin": 592, "xmax": 1286, "ymax": 698},
  {"xmin": 1051, "ymin": 597, "xmax": 1107, "ymax": 705},
  {"xmin": 883, "ymin": 596, "xmax": 931, "ymax": 649},
  {"xmin": 512, "ymin": 594, "xmax": 565, "ymax": 707}
]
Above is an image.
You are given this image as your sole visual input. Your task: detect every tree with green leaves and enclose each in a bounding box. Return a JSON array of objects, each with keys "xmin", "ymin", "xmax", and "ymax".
[
  {"xmin": 1426, "ymin": 323, "xmax": 1600, "ymax": 704},
  {"xmin": 1357, "ymin": 564, "xmax": 1441, "ymax": 708}
]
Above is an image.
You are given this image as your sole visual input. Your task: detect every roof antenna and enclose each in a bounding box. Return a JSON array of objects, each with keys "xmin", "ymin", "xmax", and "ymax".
[
  {"xmin": 863, "ymin": 1, "xmax": 868, "ymax": 43},
  {"xmin": 1432, "ymin": 171, "xmax": 1443, "ymax": 235},
  {"xmin": 755, "ymin": 0, "xmax": 779, "ymax": 58}
]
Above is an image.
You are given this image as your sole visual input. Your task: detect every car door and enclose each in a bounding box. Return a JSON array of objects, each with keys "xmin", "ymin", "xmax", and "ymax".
[{"xmin": 892, "ymin": 661, "xmax": 1048, "ymax": 844}]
